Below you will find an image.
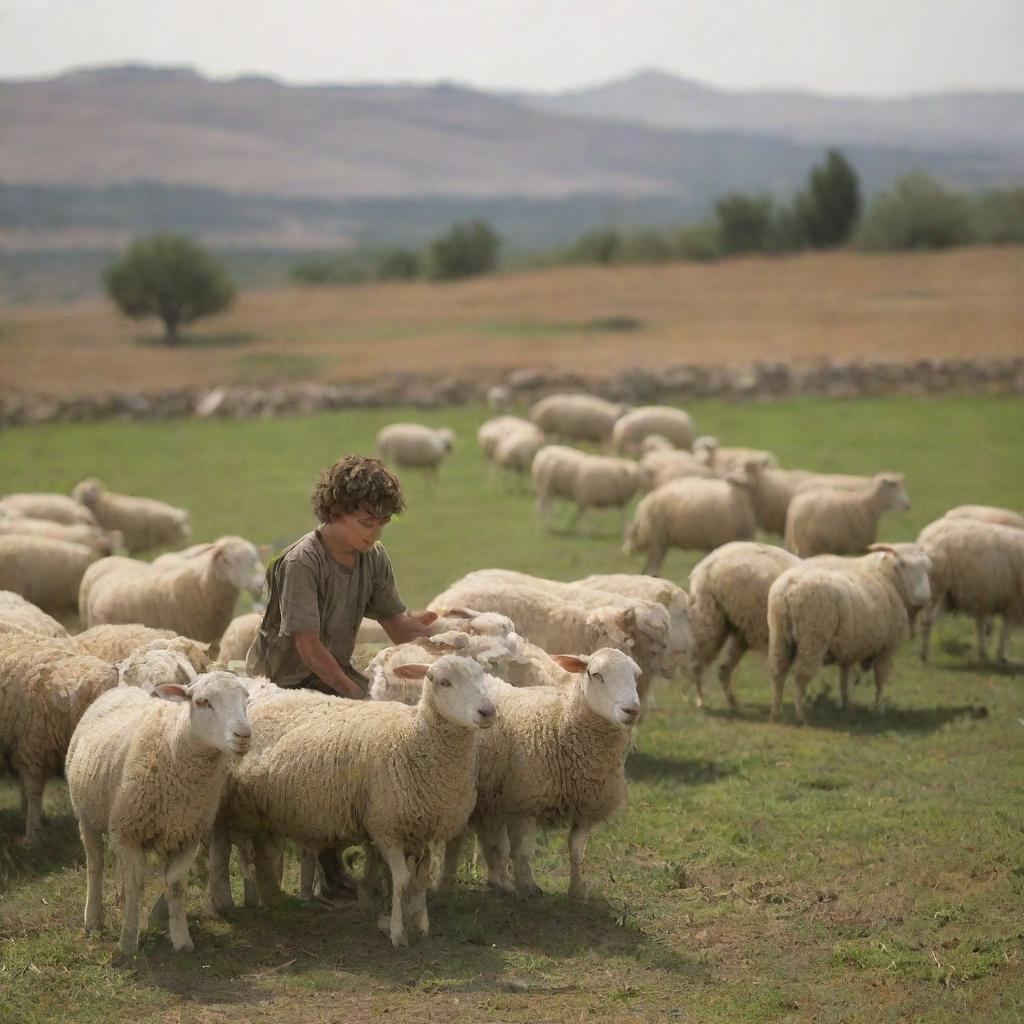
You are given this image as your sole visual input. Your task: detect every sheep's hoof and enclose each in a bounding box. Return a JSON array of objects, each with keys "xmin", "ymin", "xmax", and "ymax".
[
  {"xmin": 486, "ymin": 879, "xmax": 516, "ymax": 897},
  {"xmin": 172, "ymin": 937, "xmax": 194, "ymax": 954}
]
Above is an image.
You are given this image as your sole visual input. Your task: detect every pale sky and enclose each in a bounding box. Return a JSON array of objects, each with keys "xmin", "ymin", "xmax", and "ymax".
[{"xmin": 2, "ymin": 0, "xmax": 1022, "ymax": 97}]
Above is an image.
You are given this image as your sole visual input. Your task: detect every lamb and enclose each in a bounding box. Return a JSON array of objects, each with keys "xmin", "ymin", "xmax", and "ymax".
[
  {"xmin": 766, "ymin": 544, "xmax": 932, "ymax": 723},
  {"xmin": 0, "ymin": 513, "xmax": 123, "ymax": 555},
  {"xmin": 943, "ymin": 505, "xmax": 1024, "ymax": 531},
  {"xmin": 376, "ymin": 423, "xmax": 456, "ymax": 484},
  {"xmin": 784, "ymin": 473, "xmax": 910, "ymax": 557},
  {"xmin": 623, "ymin": 465, "xmax": 760, "ymax": 575},
  {"xmin": 640, "ymin": 448, "xmax": 716, "ymax": 488},
  {"xmin": 71, "ymin": 478, "xmax": 191, "ymax": 553},
  {"xmin": 686, "ymin": 542, "xmax": 801, "ymax": 708},
  {"xmin": 530, "ymin": 393, "xmax": 626, "ymax": 444},
  {"xmin": 693, "ymin": 436, "xmax": 778, "ymax": 476},
  {"xmin": 532, "ymin": 445, "xmax": 650, "ymax": 530},
  {"xmin": 477, "ymin": 416, "xmax": 533, "ymax": 459},
  {"xmin": 0, "ymin": 492, "xmax": 98, "ymax": 527},
  {"xmin": 79, "ymin": 535, "xmax": 266, "ymax": 643},
  {"xmin": 442, "ymin": 648, "xmax": 640, "ymax": 900},
  {"xmin": 70, "ymin": 623, "xmax": 212, "ymax": 674},
  {"xmin": 0, "ymin": 535, "xmax": 99, "ymax": 615},
  {"xmin": 917, "ymin": 517, "xmax": 1024, "ymax": 664},
  {"xmin": 611, "ymin": 406, "xmax": 696, "ymax": 454},
  {"xmin": 0, "ymin": 590, "xmax": 69, "ymax": 639},
  {"xmin": 66, "ymin": 671, "xmax": 252, "ymax": 954},
  {"xmin": 217, "ymin": 655, "xmax": 495, "ymax": 946}
]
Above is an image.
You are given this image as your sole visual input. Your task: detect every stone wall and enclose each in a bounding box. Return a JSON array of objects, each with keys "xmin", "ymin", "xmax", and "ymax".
[{"xmin": 2, "ymin": 357, "xmax": 1022, "ymax": 427}]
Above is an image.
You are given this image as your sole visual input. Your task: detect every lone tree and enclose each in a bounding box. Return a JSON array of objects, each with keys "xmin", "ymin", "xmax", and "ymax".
[
  {"xmin": 795, "ymin": 149, "xmax": 861, "ymax": 248},
  {"xmin": 423, "ymin": 219, "xmax": 500, "ymax": 281},
  {"xmin": 105, "ymin": 234, "xmax": 236, "ymax": 343}
]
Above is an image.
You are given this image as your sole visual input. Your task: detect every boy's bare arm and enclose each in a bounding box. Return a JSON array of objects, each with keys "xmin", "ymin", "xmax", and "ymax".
[
  {"xmin": 293, "ymin": 632, "xmax": 365, "ymax": 699},
  {"xmin": 379, "ymin": 611, "xmax": 438, "ymax": 645}
]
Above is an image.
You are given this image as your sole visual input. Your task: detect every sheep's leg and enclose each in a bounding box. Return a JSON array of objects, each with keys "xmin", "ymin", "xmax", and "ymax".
[
  {"xmin": 872, "ymin": 657, "xmax": 892, "ymax": 713},
  {"xmin": 439, "ymin": 829, "xmax": 469, "ymax": 890},
  {"xmin": 81, "ymin": 822, "xmax": 105, "ymax": 935},
  {"xmin": 118, "ymin": 846, "xmax": 146, "ymax": 955},
  {"xmin": 237, "ymin": 840, "xmax": 261, "ymax": 908},
  {"xmin": 567, "ymin": 822, "xmax": 591, "ymax": 901},
  {"xmin": 717, "ymin": 635, "xmax": 747, "ymax": 710},
  {"xmin": 20, "ymin": 773, "xmax": 45, "ymax": 845},
  {"xmin": 919, "ymin": 599, "xmax": 939, "ymax": 662},
  {"xmin": 299, "ymin": 847, "xmax": 317, "ymax": 901},
  {"xmin": 997, "ymin": 618, "xmax": 1012, "ymax": 663},
  {"xmin": 641, "ymin": 545, "xmax": 665, "ymax": 577},
  {"xmin": 252, "ymin": 836, "xmax": 282, "ymax": 906},
  {"xmin": 164, "ymin": 844, "xmax": 199, "ymax": 953},
  {"xmin": 507, "ymin": 817, "xmax": 542, "ymax": 899},
  {"xmin": 974, "ymin": 617, "xmax": 991, "ymax": 664},
  {"xmin": 205, "ymin": 816, "xmax": 234, "ymax": 915},
  {"xmin": 377, "ymin": 844, "xmax": 412, "ymax": 947},
  {"xmin": 838, "ymin": 664, "xmax": 853, "ymax": 711},
  {"xmin": 407, "ymin": 847, "xmax": 433, "ymax": 938},
  {"xmin": 476, "ymin": 819, "xmax": 514, "ymax": 895},
  {"xmin": 568, "ymin": 503, "xmax": 586, "ymax": 533}
]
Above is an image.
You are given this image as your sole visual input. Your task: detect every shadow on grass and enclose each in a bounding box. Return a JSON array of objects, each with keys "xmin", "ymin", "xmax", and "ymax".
[
  {"xmin": 127, "ymin": 885, "xmax": 704, "ymax": 1005},
  {"xmin": 134, "ymin": 331, "xmax": 257, "ymax": 349},
  {"xmin": 626, "ymin": 752, "xmax": 738, "ymax": 785},
  {"xmin": 934, "ymin": 658, "xmax": 1022, "ymax": 679},
  {"xmin": 0, "ymin": 807, "xmax": 82, "ymax": 893}
]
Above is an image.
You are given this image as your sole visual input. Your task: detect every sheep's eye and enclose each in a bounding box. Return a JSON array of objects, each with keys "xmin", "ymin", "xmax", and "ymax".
[
  {"xmin": 438, "ymin": 679, "xmax": 452, "ymax": 688},
  {"xmin": 195, "ymin": 697, "xmax": 210, "ymax": 708},
  {"xmin": 590, "ymin": 672, "xmax": 603, "ymax": 684}
]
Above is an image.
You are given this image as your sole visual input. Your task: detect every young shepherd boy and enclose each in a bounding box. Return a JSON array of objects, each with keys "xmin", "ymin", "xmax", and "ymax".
[{"xmin": 247, "ymin": 453, "xmax": 436, "ymax": 696}]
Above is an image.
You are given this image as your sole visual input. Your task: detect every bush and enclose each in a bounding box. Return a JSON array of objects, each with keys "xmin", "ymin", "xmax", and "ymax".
[
  {"xmin": 857, "ymin": 172, "xmax": 974, "ymax": 251},
  {"xmin": 423, "ymin": 219, "xmax": 500, "ymax": 281},
  {"xmin": 971, "ymin": 189, "xmax": 1024, "ymax": 244},
  {"xmin": 795, "ymin": 149, "xmax": 861, "ymax": 248},
  {"xmin": 374, "ymin": 248, "xmax": 420, "ymax": 281},
  {"xmin": 104, "ymin": 234, "xmax": 236, "ymax": 343},
  {"xmin": 617, "ymin": 229, "xmax": 673, "ymax": 264},
  {"xmin": 715, "ymin": 193, "xmax": 776, "ymax": 255},
  {"xmin": 671, "ymin": 222, "xmax": 720, "ymax": 262},
  {"xmin": 567, "ymin": 228, "xmax": 621, "ymax": 265}
]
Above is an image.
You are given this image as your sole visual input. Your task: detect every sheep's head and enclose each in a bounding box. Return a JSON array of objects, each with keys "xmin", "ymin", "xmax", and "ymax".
[
  {"xmin": 138, "ymin": 636, "xmax": 213, "ymax": 674},
  {"xmin": 586, "ymin": 606, "xmax": 634, "ymax": 651},
  {"xmin": 395, "ymin": 655, "xmax": 496, "ymax": 729},
  {"xmin": 553, "ymin": 649, "xmax": 641, "ymax": 728},
  {"xmin": 153, "ymin": 670, "xmax": 252, "ymax": 756},
  {"xmin": 693, "ymin": 436, "xmax": 720, "ymax": 462},
  {"xmin": 639, "ymin": 434, "xmax": 675, "ymax": 455},
  {"xmin": 869, "ymin": 543, "xmax": 932, "ymax": 610},
  {"xmin": 211, "ymin": 536, "xmax": 266, "ymax": 596},
  {"xmin": 118, "ymin": 648, "xmax": 197, "ymax": 692},
  {"xmin": 438, "ymin": 428, "xmax": 457, "ymax": 453},
  {"xmin": 874, "ymin": 474, "xmax": 911, "ymax": 512},
  {"xmin": 72, "ymin": 478, "xmax": 106, "ymax": 506}
]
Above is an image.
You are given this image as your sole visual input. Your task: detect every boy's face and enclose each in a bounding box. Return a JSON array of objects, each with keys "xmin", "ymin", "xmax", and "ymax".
[{"xmin": 330, "ymin": 506, "xmax": 391, "ymax": 552}]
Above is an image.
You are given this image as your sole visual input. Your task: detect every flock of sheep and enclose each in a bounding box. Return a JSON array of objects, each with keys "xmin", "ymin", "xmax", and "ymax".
[{"xmin": 0, "ymin": 394, "xmax": 1021, "ymax": 958}]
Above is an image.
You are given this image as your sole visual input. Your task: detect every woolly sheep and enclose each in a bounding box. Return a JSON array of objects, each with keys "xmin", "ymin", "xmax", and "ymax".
[
  {"xmin": 0, "ymin": 590, "xmax": 69, "ymax": 639},
  {"xmin": 638, "ymin": 434, "xmax": 676, "ymax": 454},
  {"xmin": 66, "ymin": 671, "xmax": 252, "ymax": 954},
  {"xmin": 377, "ymin": 423, "xmax": 456, "ymax": 484},
  {"xmin": 477, "ymin": 416, "xmax": 532, "ymax": 459},
  {"xmin": 743, "ymin": 467, "xmax": 816, "ymax": 536},
  {"xmin": 0, "ymin": 535, "xmax": 99, "ymax": 615},
  {"xmin": 792, "ymin": 473, "xmax": 875, "ymax": 495},
  {"xmin": 0, "ymin": 635, "xmax": 118, "ymax": 843},
  {"xmin": 218, "ymin": 611, "xmax": 262, "ymax": 664},
  {"xmin": 442, "ymin": 648, "xmax": 640, "ymax": 900},
  {"xmin": 71, "ymin": 478, "xmax": 191, "ymax": 553},
  {"xmin": 611, "ymin": 406, "xmax": 696, "ymax": 454},
  {"xmin": 218, "ymin": 655, "xmax": 496, "ymax": 946},
  {"xmin": 492, "ymin": 422, "xmax": 546, "ymax": 477},
  {"xmin": 0, "ymin": 492, "xmax": 98, "ymax": 527},
  {"xmin": 79, "ymin": 535, "xmax": 265, "ymax": 643},
  {"xmin": 686, "ymin": 542, "xmax": 800, "ymax": 708},
  {"xmin": 784, "ymin": 473, "xmax": 910, "ymax": 557},
  {"xmin": 0, "ymin": 513, "xmax": 123, "ymax": 555},
  {"xmin": 640, "ymin": 448, "xmax": 716, "ymax": 488},
  {"xmin": 766, "ymin": 544, "xmax": 932, "ymax": 723},
  {"xmin": 623, "ymin": 466, "xmax": 760, "ymax": 575},
  {"xmin": 70, "ymin": 623, "xmax": 212, "ymax": 674},
  {"xmin": 943, "ymin": 505, "xmax": 1024, "ymax": 531},
  {"xmin": 530, "ymin": 393, "xmax": 626, "ymax": 444},
  {"xmin": 486, "ymin": 384, "xmax": 512, "ymax": 412},
  {"xmin": 693, "ymin": 436, "xmax": 778, "ymax": 476},
  {"xmin": 917, "ymin": 517, "xmax": 1024, "ymax": 664}
]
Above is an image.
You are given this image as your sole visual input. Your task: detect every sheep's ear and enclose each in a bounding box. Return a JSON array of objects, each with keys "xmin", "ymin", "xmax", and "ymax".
[
  {"xmin": 257, "ymin": 544, "xmax": 273, "ymax": 556},
  {"xmin": 417, "ymin": 610, "xmax": 439, "ymax": 625},
  {"xmin": 552, "ymin": 654, "xmax": 588, "ymax": 674},
  {"xmin": 443, "ymin": 607, "xmax": 475, "ymax": 619},
  {"xmin": 153, "ymin": 682, "xmax": 191, "ymax": 702},
  {"xmin": 867, "ymin": 543, "xmax": 898, "ymax": 557},
  {"xmin": 414, "ymin": 637, "xmax": 459, "ymax": 654},
  {"xmin": 392, "ymin": 664, "xmax": 429, "ymax": 680}
]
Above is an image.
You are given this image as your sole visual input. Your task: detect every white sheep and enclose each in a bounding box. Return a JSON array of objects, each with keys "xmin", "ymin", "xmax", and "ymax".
[
  {"xmin": 71, "ymin": 478, "xmax": 191, "ymax": 553},
  {"xmin": 686, "ymin": 542, "xmax": 801, "ymax": 708},
  {"xmin": 0, "ymin": 492, "xmax": 98, "ymax": 527},
  {"xmin": 0, "ymin": 535, "xmax": 99, "ymax": 615},
  {"xmin": 693, "ymin": 436, "xmax": 778, "ymax": 476},
  {"xmin": 530, "ymin": 393, "xmax": 626, "ymax": 444},
  {"xmin": 79, "ymin": 535, "xmax": 265, "ymax": 643},
  {"xmin": 486, "ymin": 384, "xmax": 512, "ymax": 412},
  {"xmin": 0, "ymin": 513, "xmax": 123, "ymax": 555},
  {"xmin": 943, "ymin": 505, "xmax": 1024, "ymax": 531},
  {"xmin": 218, "ymin": 655, "xmax": 496, "ymax": 946},
  {"xmin": 492, "ymin": 422, "xmax": 546, "ymax": 478},
  {"xmin": 784, "ymin": 473, "xmax": 910, "ymax": 557},
  {"xmin": 766, "ymin": 544, "xmax": 932, "ymax": 723},
  {"xmin": 377, "ymin": 423, "xmax": 456, "ymax": 485},
  {"xmin": 218, "ymin": 611, "xmax": 262, "ymax": 664},
  {"xmin": 623, "ymin": 468, "xmax": 759, "ymax": 575},
  {"xmin": 442, "ymin": 648, "xmax": 640, "ymax": 900},
  {"xmin": 640, "ymin": 448, "xmax": 716, "ymax": 488},
  {"xmin": 531, "ymin": 445, "xmax": 649, "ymax": 531},
  {"xmin": 66, "ymin": 671, "xmax": 252, "ymax": 954},
  {"xmin": 0, "ymin": 590, "xmax": 69, "ymax": 639},
  {"xmin": 477, "ymin": 416, "xmax": 532, "ymax": 459},
  {"xmin": 917, "ymin": 517, "xmax": 1024, "ymax": 664},
  {"xmin": 792, "ymin": 472, "xmax": 875, "ymax": 495},
  {"xmin": 611, "ymin": 406, "xmax": 696, "ymax": 454},
  {"xmin": 70, "ymin": 623, "xmax": 213, "ymax": 674},
  {"xmin": 743, "ymin": 467, "xmax": 817, "ymax": 536}
]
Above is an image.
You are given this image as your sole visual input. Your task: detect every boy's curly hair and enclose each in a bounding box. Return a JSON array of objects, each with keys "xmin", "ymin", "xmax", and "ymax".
[{"xmin": 311, "ymin": 455, "xmax": 406, "ymax": 524}]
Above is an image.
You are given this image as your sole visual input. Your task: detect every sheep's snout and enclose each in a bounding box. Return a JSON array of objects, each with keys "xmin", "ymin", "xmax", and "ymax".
[
  {"xmin": 475, "ymin": 700, "xmax": 497, "ymax": 728},
  {"xmin": 230, "ymin": 723, "xmax": 253, "ymax": 754},
  {"xmin": 617, "ymin": 702, "xmax": 641, "ymax": 726}
]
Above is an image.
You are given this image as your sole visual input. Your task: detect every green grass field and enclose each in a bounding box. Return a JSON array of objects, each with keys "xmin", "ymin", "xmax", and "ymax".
[{"xmin": 2, "ymin": 396, "xmax": 1023, "ymax": 1023}]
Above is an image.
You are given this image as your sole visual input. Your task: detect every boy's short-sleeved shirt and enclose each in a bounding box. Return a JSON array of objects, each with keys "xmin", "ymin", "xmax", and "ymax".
[{"xmin": 246, "ymin": 530, "xmax": 405, "ymax": 690}]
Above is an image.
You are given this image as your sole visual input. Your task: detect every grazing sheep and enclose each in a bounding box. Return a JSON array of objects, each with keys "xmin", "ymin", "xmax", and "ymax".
[
  {"xmin": 0, "ymin": 635, "xmax": 119, "ymax": 843},
  {"xmin": 377, "ymin": 424, "xmax": 455, "ymax": 484},
  {"xmin": 0, "ymin": 514, "xmax": 123, "ymax": 555},
  {"xmin": 70, "ymin": 624, "xmax": 212, "ymax": 674},
  {"xmin": 0, "ymin": 590, "xmax": 69, "ymax": 639},
  {"xmin": 79, "ymin": 535, "xmax": 266, "ymax": 643},
  {"xmin": 219, "ymin": 655, "xmax": 495, "ymax": 946},
  {"xmin": 943, "ymin": 505, "xmax": 1024, "ymax": 531},
  {"xmin": 477, "ymin": 416, "xmax": 532, "ymax": 459},
  {"xmin": 743, "ymin": 467, "xmax": 817, "ymax": 536},
  {"xmin": 623, "ymin": 465, "xmax": 760, "ymax": 575},
  {"xmin": 530, "ymin": 393, "xmax": 626, "ymax": 444},
  {"xmin": 532, "ymin": 445, "xmax": 649, "ymax": 530},
  {"xmin": 766, "ymin": 544, "xmax": 932, "ymax": 723},
  {"xmin": 0, "ymin": 535, "xmax": 99, "ymax": 615},
  {"xmin": 492, "ymin": 422, "xmax": 546, "ymax": 478},
  {"xmin": 686, "ymin": 542, "xmax": 800, "ymax": 708},
  {"xmin": 218, "ymin": 611, "xmax": 262, "ymax": 664},
  {"xmin": 640, "ymin": 448, "xmax": 716, "ymax": 488},
  {"xmin": 71, "ymin": 478, "xmax": 191, "ymax": 553},
  {"xmin": 66, "ymin": 671, "xmax": 252, "ymax": 954},
  {"xmin": 638, "ymin": 434, "xmax": 676, "ymax": 454},
  {"xmin": 784, "ymin": 473, "xmax": 910, "ymax": 557},
  {"xmin": 0, "ymin": 492, "xmax": 98, "ymax": 527},
  {"xmin": 917, "ymin": 517, "xmax": 1024, "ymax": 664},
  {"xmin": 443, "ymin": 648, "xmax": 640, "ymax": 900},
  {"xmin": 693, "ymin": 436, "xmax": 778, "ymax": 476},
  {"xmin": 486, "ymin": 384, "xmax": 512, "ymax": 412},
  {"xmin": 611, "ymin": 406, "xmax": 696, "ymax": 454},
  {"xmin": 792, "ymin": 473, "xmax": 875, "ymax": 495}
]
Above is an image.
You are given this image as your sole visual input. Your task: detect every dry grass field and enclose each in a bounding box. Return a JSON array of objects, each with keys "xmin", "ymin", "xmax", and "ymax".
[{"xmin": 1, "ymin": 247, "xmax": 1022, "ymax": 396}]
